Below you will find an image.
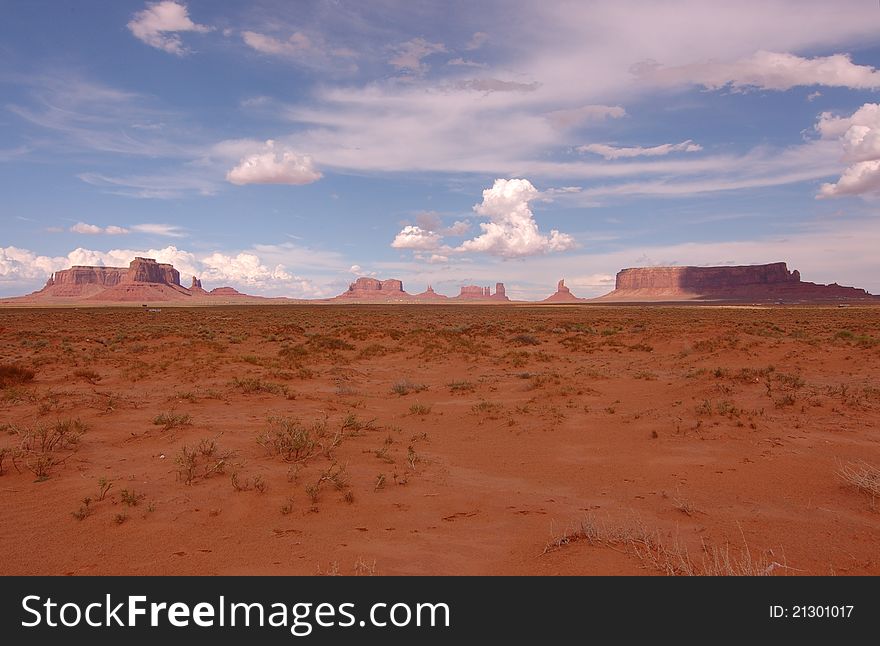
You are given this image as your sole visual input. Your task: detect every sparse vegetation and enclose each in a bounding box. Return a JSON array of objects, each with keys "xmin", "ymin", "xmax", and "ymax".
[
  {"xmin": 391, "ymin": 379, "xmax": 427, "ymax": 395},
  {"xmin": 153, "ymin": 412, "xmax": 192, "ymax": 431},
  {"xmin": 838, "ymin": 461, "xmax": 880, "ymax": 507},
  {"xmin": 0, "ymin": 364, "xmax": 35, "ymax": 389}
]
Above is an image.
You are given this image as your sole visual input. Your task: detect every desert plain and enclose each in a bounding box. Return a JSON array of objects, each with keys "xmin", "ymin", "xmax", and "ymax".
[{"xmin": 1, "ymin": 303, "xmax": 878, "ymax": 575}]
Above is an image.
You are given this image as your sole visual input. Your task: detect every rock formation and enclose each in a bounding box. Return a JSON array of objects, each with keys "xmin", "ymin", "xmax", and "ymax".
[
  {"xmin": 337, "ymin": 277, "xmax": 409, "ymax": 300},
  {"xmin": 414, "ymin": 285, "xmax": 448, "ymax": 300},
  {"xmin": 26, "ymin": 258, "xmax": 259, "ymax": 303},
  {"xmin": 599, "ymin": 262, "xmax": 874, "ymax": 302},
  {"xmin": 543, "ymin": 279, "xmax": 582, "ymax": 303},
  {"xmin": 455, "ymin": 283, "xmax": 509, "ymax": 301}
]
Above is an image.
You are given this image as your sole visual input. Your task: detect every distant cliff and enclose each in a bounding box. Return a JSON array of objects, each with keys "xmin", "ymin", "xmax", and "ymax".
[
  {"xmin": 600, "ymin": 263, "xmax": 873, "ymax": 302},
  {"xmin": 27, "ymin": 257, "xmax": 259, "ymax": 303}
]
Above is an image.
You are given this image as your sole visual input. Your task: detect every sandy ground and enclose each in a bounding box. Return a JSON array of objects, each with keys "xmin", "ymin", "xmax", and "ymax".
[{"xmin": 1, "ymin": 304, "xmax": 878, "ymax": 576}]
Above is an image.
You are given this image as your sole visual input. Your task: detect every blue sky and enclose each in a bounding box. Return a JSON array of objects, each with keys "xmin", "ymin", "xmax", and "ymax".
[{"xmin": 2, "ymin": 0, "xmax": 880, "ymax": 298}]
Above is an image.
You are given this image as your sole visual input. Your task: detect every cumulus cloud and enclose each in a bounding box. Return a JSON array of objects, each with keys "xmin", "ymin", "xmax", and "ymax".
[
  {"xmin": 457, "ymin": 179, "xmax": 575, "ymax": 257},
  {"xmin": 816, "ymin": 103, "xmax": 880, "ymax": 198},
  {"xmin": 578, "ymin": 140, "xmax": 703, "ymax": 160},
  {"xmin": 389, "ymin": 38, "xmax": 446, "ymax": 74},
  {"xmin": 635, "ymin": 51, "xmax": 880, "ymax": 92},
  {"xmin": 545, "ymin": 105, "xmax": 626, "ymax": 129},
  {"xmin": 391, "ymin": 225, "xmax": 443, "ymax": 250},
  {"xmin": 818, "ymin": 161, "xmax": 880, "ymax": 198},
  {"xmin": 127, "ymin": 1, "xmax": 211, "ymax": 56},
  {"xmin": 445, "ymin": 220, "xmax": 472, "ymax": 236},
  {"xmin": 226, "ymin": 140, "xmax": 322, "ymax": 185}
]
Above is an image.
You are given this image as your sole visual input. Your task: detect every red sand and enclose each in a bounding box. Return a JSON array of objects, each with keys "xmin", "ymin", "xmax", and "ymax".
[{"xmin": 1, "ymin": 304, "xmax": 878, "ymax": 575}]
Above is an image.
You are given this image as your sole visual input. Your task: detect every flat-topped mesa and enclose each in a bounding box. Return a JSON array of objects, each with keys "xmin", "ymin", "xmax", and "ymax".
[
  {"xmin": 603, "ymin": 262, "xmax": 873, "ymax": 302},
  {"xmin": 28, "ymin": 257, "xmax": 259, "ymax": 302},
  {"xmin": 543, "ymin": 278, "xmax": 582, "ymax": 303},
  {"xmin": 456, "ymin": 283, "xmax": 509, "ymax": 300},
  {"xmin": 338, "ymin": 277, "xmax": 409, "ymax": 300},
  {"xmin": 123, "ymin": 257, "xmax": 180, "ymax": 286},
  {"xmin": 615, "ymin": 262, "xmax": 798, "ymax": 292}
]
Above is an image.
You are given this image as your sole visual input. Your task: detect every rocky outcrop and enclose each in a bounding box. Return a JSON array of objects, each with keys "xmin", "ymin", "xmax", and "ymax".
[
  {"xmin": 29, "ymin": 258, "xmax": 257, "ymax": 303},
  {"xmin": 543, "ymin": 279, "xmax": 582, "ymax": 303},
  {"xmin": 190, "ymin": 276, "xmax": 208, "ymax": 295},
  {"xmin": 124, "ymin": 257, "xmax": 180, "ymax": 286},
  {"xmin": 600, "ymin": 263, "xmax": 873, "ymax": 302},
  {"xmin": 337, "ymin": 277, "xmax": 409, "ymax": 300},
  {"xmin": 414, "ymin": 285, "xmax": 448, "ymax": 300},
  {"xmin": 208, "ymin": 287, "xmax": 244, "ymax": 296},
  {"xmin": 455, "ymin": 283, "xmax": 509, "ymax": 300}
]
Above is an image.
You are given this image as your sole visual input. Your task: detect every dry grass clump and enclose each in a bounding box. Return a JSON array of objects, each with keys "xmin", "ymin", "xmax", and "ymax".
[
  {"xmin": 838, "ymin": 460, "xmax": 880, "ymax": 507},
  {"xmin": 176, "ymin": 437, "xmax": 232, "ymax": 485},
  {"xmin": 7, "ymin": 418, "xmax": 87, "ymax": 479},
  {"xmin": 543, "ymin": 515, "xmax": 786, "ymax": 576},
  {"xmin": 0, "ymin": 364, "xmax": 35, "ymax": 388}
]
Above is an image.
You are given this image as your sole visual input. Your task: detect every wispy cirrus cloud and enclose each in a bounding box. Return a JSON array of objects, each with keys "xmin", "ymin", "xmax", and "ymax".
[
  {"xmin": 578, "ymin": 140, "xmax": 702, "ymax": 160},
  {"xmin": 634, "ymin": 51, "xmax": 880, "ymax": 92}
]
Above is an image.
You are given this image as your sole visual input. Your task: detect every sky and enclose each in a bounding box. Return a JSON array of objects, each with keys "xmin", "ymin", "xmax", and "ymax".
[{"xmin": 2, "ymin": 0, "xmax": 880, "ymax": 299}]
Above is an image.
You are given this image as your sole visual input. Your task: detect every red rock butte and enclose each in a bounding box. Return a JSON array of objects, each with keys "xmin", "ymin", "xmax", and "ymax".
[
  {"xmin": 599, "ymin": 262, "xmax": 874, "ymax": 302},
  {"xmin": 19, "ymin": 257, "xmax": 253, "ymax": 303},
  {"xmin": 335, "ymin": 277, "xmax": 509, "ymax": 302},
  {"xmin": 543, "ymin": 279, "xmax": 582, "ymax": 303}
]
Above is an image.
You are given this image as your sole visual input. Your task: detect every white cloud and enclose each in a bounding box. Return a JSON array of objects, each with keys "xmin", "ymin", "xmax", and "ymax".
[
  {"xmin": 127, "ymin": 1, "xmax": 211, "ymax": 56},
  {"xmin": 391, "ymin": 225, "xmax": 443, "ymax": 250},
  {"xmin": 818, "ymin": 161, "xmax": 880, "ymax": 198},
  {"xmin": 545, "ymin": 105, "xmax": 626, "ymax": 129},
  {"xmin": 68, "ymin": 222, "xmax": 184, "ymax": 236},
  {"xmin": 807, "ymin": 91, "xmax": 822, "ymax": 102},
  {"xmin": 445, "ymin": 220, "xmax": 472, "ymax": 236},
  {"xmin": 130, "ymin": 223, "xmax": 186, "ymax": 237},
  {"xmin": 816, "ymin": 103, "xmax": 880, "ymax": 198},
  {"xmin": 70, "ymin": 222, "xmax": 125, "ymax": 235},
  {"xmin": 455, "ymin": 79, "xmax": 540, "ymax": 93},
  {"xmin": 578, "ymin": 140, "xmax": 702, "ymax": 160},
  {"xmin": 389, "ymin": 38, "xmax": 446, "ymax": 74},
  {"xmin": 226, "ymin": 140, "xmax": 322, "ymax": 185},
  {"xmin": 635, "ymin": 51, "xmax": 880, "ymax": 91},
  {"xmin": 457, "ymin": 178, "xmax": 575, "ymax": 257},
  {"xmin": 242, "ymin": 31, "xmax": 311, "ymax": 57},
  {"xmin": 349, "ymin": 264, "xmax": 362, "ymax": 274}
]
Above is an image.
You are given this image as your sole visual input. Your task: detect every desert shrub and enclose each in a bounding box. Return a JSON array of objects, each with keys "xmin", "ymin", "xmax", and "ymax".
[
  {"xmin": 175, "ymin": 439, "xmax": 231, "ymax": 485},
  {"xmin": 391, "ymin": 379, "xmax": 427, "ymax": 395},
  {"xmin": 231, "ymin": 377, "xmax": 289, "ymax": 396},
  {"xmin": 511, "ymin": 334, "xmax": 540, "ymax": 346},
  {"xmin": 409, "ymin": 403, "xmax": 431, "ymax": 415},
  {"xmin": 0, "ymin": 364, "xmax": 34, "ymax": 389},
  {"xmin": 838, "ymin": 461, "xmax": 880, "ymax": 506},
  {"xmin": 73, "ymin": 368, "xmax": 101, "ymax": 384},
  {"xmin": 12, "ymin": 418, "xmax": 86, "ymax": 479},
  {"xmin": 448, "ymin": 380, "xmax": 475, "ymax": 392},
  {"xmin": 120, "ymin": 489, "xmax": 145, "ymax": 507},
  {"xmin": 153, "ymin": 412, "xmax": 192, "ymax": 431},
  {"xmin": 257, "ymin": 417, "xmax": 317, "ymax": 463}
]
